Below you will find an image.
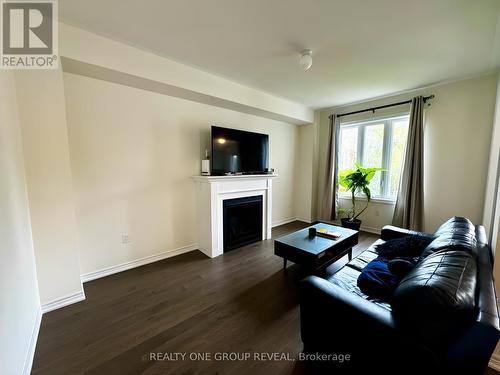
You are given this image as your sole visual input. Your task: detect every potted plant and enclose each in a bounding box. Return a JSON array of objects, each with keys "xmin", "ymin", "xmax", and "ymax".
[{"xmin": 337, "ymin": 163, "xmax": 384, "ymax": 231}]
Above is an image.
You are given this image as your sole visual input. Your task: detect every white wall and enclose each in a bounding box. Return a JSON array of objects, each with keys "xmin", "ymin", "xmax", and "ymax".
[
  {"xmin": 15, "ymin": 70, "xmax": 84, "ymax": 306},
  {"xmin": 488, "ymin": 74, "xmax": 500, "ymax": 366},
  {"xmin": 0, "ymin": 71, "xmax": 40, "ymax": 375},
  {"xmin": 423, "ymin": 74, "xmax": 497, "ymax": 231},
  {"xmin": 316, "ymin": 74, "xmax": 498, "ymax": 232},
  {"xmin": 484, "ymin": 73, "xmax": 500, "ymax": 247},
  {"xmin": 294, "ymin": 124, "xmax": 315, "ymax": 222},
  {"xmin": 63, "ymin": 73, "xmax": 300, "ymax": 276}
]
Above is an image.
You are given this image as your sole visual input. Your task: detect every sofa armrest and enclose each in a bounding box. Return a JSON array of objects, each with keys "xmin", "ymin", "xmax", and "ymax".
[
  {"xmin": 381, "ymin": 225, "xmax": 421, "ymax": 241},
  {"xmin": 299, "ymin": 276, "xmax": 439, "ymax": 370},
  {"xmin": 300, "ymin": 276, "xmax": 395, "ymax": 346}
]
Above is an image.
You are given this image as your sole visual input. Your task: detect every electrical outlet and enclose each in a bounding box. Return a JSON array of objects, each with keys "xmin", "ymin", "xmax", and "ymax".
[
  {"xmin": 375, "ymin": 210, "xmax": 380, "ymax": 217},
  {"xmin": 121, "ymin": 234, "xmax": 131, "ymax": 244}
]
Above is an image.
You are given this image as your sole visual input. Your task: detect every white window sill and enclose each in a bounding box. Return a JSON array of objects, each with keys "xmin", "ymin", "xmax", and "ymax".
[{"xmin": 338, "ymin": 194, "xmax": 396, "ymax": 205}]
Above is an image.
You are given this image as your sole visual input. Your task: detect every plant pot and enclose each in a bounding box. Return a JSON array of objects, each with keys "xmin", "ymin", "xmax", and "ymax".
[{"xmin": 341, "ymin": 218, "xmax": 362, "ymax": 231}]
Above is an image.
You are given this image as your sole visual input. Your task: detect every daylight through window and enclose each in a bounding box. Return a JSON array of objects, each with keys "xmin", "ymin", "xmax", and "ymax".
[{"xmin": 338, "ymin": 114, "xmax": 409, "ymax": 200}]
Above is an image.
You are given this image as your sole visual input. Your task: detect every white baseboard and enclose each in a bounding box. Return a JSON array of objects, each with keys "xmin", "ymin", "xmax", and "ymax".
[
  {"xmin": 22, "ymin": 306, "xmax": 42, "ymax": 375},
  {"xmin": 271, "ymin": 217, "xmax": 298, "ymax": 227},
  {"xmin": 490, "ymin": 353, "xmax": 500, "ymax": 371},
  {"xmin": 81, "ymin": 243, "xmax": 199, "ymax": 283},
  {"xmin": 272, "ymin": 217, "xmax": 312, "ymax": 227},
  {"xmin": 360, "ymin": 225, "xmax": 382, "ymax": 235},
  {"xmin": 295, "ymin": 217, "xmax": 312, "ymax": 224},
  {"xmin": 41, "ymin": 290, "xmax": 86, "ymax": 314}
]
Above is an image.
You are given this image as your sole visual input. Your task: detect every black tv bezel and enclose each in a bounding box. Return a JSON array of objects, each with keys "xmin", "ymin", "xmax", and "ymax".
[{"xmin": 210, "ymin": 126, "xmax": 269, "ymax": 175}]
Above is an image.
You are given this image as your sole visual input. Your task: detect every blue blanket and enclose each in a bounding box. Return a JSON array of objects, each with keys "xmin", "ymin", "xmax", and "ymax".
[{"xmin": 357, "ymin": 258, "xmax": 399, "ymax": 299}]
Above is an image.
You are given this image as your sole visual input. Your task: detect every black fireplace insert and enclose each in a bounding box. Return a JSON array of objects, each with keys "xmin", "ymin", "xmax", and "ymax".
[{"xmin": 223, "ymin": 195, "xmax": 263, "ymax": 252}]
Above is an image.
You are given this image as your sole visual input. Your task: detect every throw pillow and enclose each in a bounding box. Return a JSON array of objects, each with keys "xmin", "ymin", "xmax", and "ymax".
[{"xmin": 375, "ymin": 235, "xmax": 433, "ymax": 260}]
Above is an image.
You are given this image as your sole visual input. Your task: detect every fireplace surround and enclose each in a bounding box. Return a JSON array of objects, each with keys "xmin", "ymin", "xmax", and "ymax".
[{"xmin": 191, "ymin": 174, "xmax": 276, "ymax": 258}]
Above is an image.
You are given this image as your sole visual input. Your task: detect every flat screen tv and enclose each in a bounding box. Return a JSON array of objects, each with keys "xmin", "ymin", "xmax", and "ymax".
[{"xmin": 211, "ymin": 126, "xmax": 269, "ymax": 175}]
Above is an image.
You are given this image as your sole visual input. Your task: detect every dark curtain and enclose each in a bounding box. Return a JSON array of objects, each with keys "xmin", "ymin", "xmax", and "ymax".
[
  {"xmin": 392, "ymin": 96, "xmax": 424, "ymax": 230},
  {"xmin": 319, "ymin": 114, "xmax": 340, "ymax": 221}
]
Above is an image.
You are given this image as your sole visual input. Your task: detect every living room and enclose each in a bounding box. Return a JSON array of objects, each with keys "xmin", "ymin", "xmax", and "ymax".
[{"xmin": 1, "ymin": 1, "xmax": 500, "ymax": 374}]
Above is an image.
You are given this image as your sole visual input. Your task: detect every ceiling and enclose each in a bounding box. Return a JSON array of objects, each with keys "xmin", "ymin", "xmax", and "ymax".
[{"xmin": 60, "ymin": 0, "xmax": 500, "ymax": 109}]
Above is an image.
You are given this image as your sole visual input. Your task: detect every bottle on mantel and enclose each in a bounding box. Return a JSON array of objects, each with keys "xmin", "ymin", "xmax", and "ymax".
[{"xmin": 201, "ymin": 149, "xmax": 210, "ymax": 176}]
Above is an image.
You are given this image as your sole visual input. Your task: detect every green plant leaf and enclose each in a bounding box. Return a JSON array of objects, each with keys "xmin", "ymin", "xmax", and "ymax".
[{"xmin": 337, "ymin": 163, "xmax": 384, "ymax": 217}]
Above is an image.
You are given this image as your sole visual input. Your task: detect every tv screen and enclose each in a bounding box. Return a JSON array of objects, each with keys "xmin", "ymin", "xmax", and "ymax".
[{"xmin": 211, "ymin": 126, "xmax": 269, "ymax": 175}]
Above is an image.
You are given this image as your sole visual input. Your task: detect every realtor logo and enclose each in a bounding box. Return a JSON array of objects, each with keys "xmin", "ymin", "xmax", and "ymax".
[{"xmin": 1, "ymin": 0, "xmax": 58, "ymax": 69}]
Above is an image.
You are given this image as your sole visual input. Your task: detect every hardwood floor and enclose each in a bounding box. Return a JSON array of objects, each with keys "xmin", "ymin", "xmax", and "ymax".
[{"xmin": 31, "ymin": 222, "xmax": 377, "ymax": 374}]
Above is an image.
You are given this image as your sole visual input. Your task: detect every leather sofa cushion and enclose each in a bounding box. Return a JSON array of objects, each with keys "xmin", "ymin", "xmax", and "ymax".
[
  {"xmin": 391, "ymin": 250, "xmax": 477, "ymax": 343},
  {"xmin": 346, "ymin": 248, "xmax": 378, "ymax": 271},
  {"xmin": 420, "ymin": 217, "xmax": 477, "ymax": 259},
  {"xmin": 434, "ymin": 216, "xmax": 475, "ymax": 236},
  {"xmin": 344, "ymin": 238, "xmax": 381, "ymax": 272}
]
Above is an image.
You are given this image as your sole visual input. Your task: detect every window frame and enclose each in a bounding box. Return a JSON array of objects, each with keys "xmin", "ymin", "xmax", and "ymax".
[{"xmin": 338, "ymin": 113, "xmax": 409, "ymax": 203}]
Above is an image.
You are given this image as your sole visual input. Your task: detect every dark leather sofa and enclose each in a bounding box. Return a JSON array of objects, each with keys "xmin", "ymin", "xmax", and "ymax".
[{"xmin": 300, "ymin": 217, "xmax": 500, "ymax": 374}]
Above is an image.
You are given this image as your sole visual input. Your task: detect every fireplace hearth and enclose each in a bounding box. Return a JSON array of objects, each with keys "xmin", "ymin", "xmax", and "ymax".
[{"xmin": 223, "ymin": 196, "xmax": 263, "ymax": 252}]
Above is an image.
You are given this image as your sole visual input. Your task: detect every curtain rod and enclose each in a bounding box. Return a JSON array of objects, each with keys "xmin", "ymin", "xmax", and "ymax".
[{"xmin": 331, "ymin": 94, "xmax": 435, "ymax": 119}]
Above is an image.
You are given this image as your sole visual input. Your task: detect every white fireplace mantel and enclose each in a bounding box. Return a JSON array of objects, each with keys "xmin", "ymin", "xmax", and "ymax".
[{"xmin": 191, "ymin": 174, "xmax": 277, "ymax": 258}]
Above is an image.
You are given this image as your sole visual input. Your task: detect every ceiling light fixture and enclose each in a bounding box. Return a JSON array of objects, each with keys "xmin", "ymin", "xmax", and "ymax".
[{"xmin": 300, "ymin": 49, "xmax": 313, "ymax": 71}]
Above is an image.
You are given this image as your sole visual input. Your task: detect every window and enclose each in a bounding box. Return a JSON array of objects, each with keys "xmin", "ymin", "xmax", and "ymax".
[{"xmin": 338, "ymin": 114, "xmax": 409, "ymax": 201}]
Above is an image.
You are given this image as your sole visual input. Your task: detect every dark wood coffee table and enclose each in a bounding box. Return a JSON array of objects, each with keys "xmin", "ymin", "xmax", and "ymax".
[{"xmin": 274, "ymin": 222, "xmax": 358, "ymax": 274}]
